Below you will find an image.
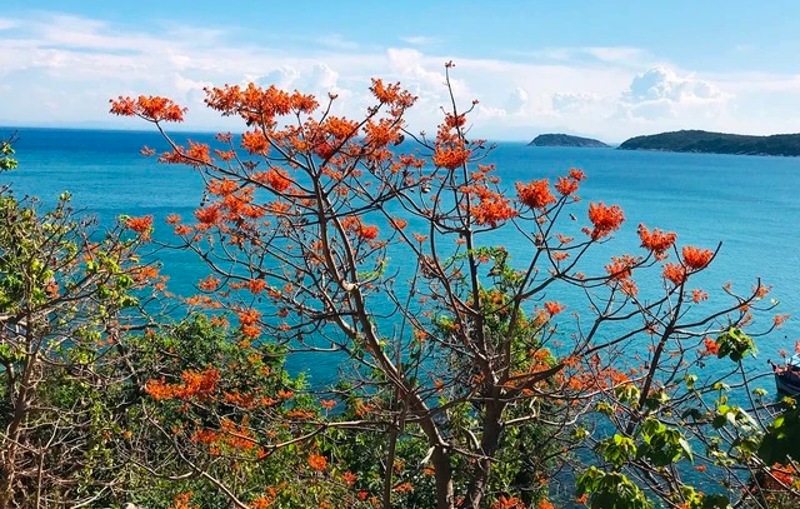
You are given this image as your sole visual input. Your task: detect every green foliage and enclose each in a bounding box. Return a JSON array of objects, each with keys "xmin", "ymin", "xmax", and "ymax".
[
  {"xmin": 596, "ymin": 435, "xmax": 637, "ymax": 468},
  {"xmin": 577, "ymin": 467, "xmax": 652, "ymax": 509},
  {"xmin": 678, "ymin": 486, "xmax": 732, "ymax": 509},
  {"xmin": 714, "ymin": 328, "xmax": 756, "ymax": 362},
  {"xmin": 637, "ymin": 418, "xmax": 693, "ymax": 467},
  {"xmin": 758, "ymin": 400, "xmax": 800, "ymax": 466},
  {"xmin": 0, "ymin": 139, "xmax": 17, "ymax": 171},
  {"xmin": 0, "ymin": 144, "xmax": 157, "ymax": 507}
]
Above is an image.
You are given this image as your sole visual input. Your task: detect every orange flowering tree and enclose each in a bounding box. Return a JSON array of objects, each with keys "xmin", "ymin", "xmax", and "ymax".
[{"xmin": 111, "ymin": 65, "xmax": 787, "ymax": 509}]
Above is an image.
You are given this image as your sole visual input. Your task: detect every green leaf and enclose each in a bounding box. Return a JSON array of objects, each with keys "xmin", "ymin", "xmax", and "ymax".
[{"xmin": 678, "ymin": 437, "xmax": 693, "ymax": 462}]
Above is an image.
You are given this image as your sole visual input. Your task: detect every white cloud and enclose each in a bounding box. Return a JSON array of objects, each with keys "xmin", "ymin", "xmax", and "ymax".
[
  {"xmin": 584, "ymin": 46, "xmax": 648, "ymax": 65},
  {"xmin": 619, "ymin": 66, "xmax": 729, "ymax": 121},
  {"xmin": 504, "ymin": 87, "xmax": 529, "ymax": 114},
  {"xmin": 399, "ymin": 35, "xmax": 439, "ymax": 46},
  {"xmin": 552, "ymin": 92, "xmax": 600, "ymax": 113},
  {"xmin": 1, "ymin": 12, "xmax": 799, "ymax": 140},
  {"xmin": 386, "ymin": 48, "xmax": 447, "ymax": 91},
  {"xmin": 256, "ymin": 66, "xmax": 299, "ymax": 90},
  {"xmin": 520, "ymin": 46, "xmax": 649, "ymax": 68},
  {"xmin": 308, "ymin": 63, "xmax": 340, "ymax": 90},
  {"xmin": 625, "ymin": 66, "xmax": 721, "ymax": 102},
  {"xmin": 0, "ymin": 18, "xmax": 17, "ymax": 31}
]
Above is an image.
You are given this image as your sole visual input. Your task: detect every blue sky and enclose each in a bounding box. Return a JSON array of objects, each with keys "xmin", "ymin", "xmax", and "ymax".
[{"xmin": 2, "ymin": 1, "xmax": 800, "ymax": 140}]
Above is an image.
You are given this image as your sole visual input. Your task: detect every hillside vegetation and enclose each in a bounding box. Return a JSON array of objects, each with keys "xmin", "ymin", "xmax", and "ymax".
[
  {"xmin": 619, "ymin": 129, "xmax": 800, "ymax": 156},
  {"xmin": 528, "ymin": 133, "xmax": 609, "ymax": 148}
]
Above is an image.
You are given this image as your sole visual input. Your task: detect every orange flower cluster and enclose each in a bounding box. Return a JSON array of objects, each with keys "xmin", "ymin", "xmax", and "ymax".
[
  {"xmin": 604, "ymin": 254, "xmax": 639, "ymax": 281},
  {"xmin": 322, "ymin": 116, "xmax": 360, "ymax": 141},
  {"xmin": 241, "ymin": 130, "xmax": 270, "ymax": 155},
  {"xmin": 342, "ymin": 471, "xmax": 357, "ymax": 487},
  {"xmin": 691, "ymin": 289, "xmax": 709, "ymax": 303},
  {"xmin": 773, "ymin": 314, "xmax": 790, "ymax": 328},
  {"xmin": 663, "ymin": 263, "xmax": 686, "ymax": 286},
  {"xmin": 251, "ymin": 492, "xmax": 276, "ymax": 509},
  {"xmin": 190, "ymin": 420, "xmax": 258, "ymax": 454},
  {"xmin": 433, "ymin": 144, "xmax": 471, "ymax": 170},
  {"xmin": 341, "ymin": 216, "xmax": 380, "ymax": 241},
  {"xmin": 253, "ymin": 167, "xmax": 292, "ymax": 192},
  {"xmin": 158, "ymin": 145, "xmax": 210, "ymax": 167},
  {"xmin": 619, "ymin": 279, "xmax": 639, "ymax": 297},
  {"xmin": 702, "ymin": 337, "xmax": 720, "ymax": 356},
  {"xmin": 192, "ymin": 185, "xmax": 263, "ymax": 233},
  {"xmin": 110, "ymin": 95, "xmax": 187, "ymax": 122},
  {"xmin": 184, "ymin": 294, "xmax": 222, "ymax": 308},
  {"xmin": 754, "ymin": 284, "xmax": 772, "ymax": 298},
  {"xmin": 393, "ymin": 483, "xmax": 414, "ymax": 494},
  {"xmin": 145, "ymin": 367, "xmax": 220, "ymax": 401},
  {"xmin": 566, "ymin": 366, "xmax": 629, "ymax": 392},
  {"xmin": 397, "ymin": 154, "xmax": 426, "ymax": 170},
  {"xmin": 167, "ymin": 492, "xmax": 198, "ymax": 509},
  {"xmin": 637, "ymin": 224, "xmax": 677, "ymax": 259},
  {"xmin": 568, "ymin": 168, "xmax": 587, "ymax": 181},
  {"xmin": 544, "ymin": 301, "xmax": 566, "ymax": 316},
  {"xmin": 492, "ymin": 495, "xmax": 525, "ymax": 509},
  {"xmin": 554, "ymin": 168, "xmax": 585, "ymax": 197},
  {"xmin": 389, "ymin": 217, "xmax": 408, "ymax": 230},
  {"xmin": 174, "ymin": 224, "xmax": 192, "ymax": 236},
  {"xmin": 444, "ymin": 113, "xmax": 467, "ymax": 129},
  {"xmin": 207, "ymin": 178, "xmax": 239, "ymax": 196},
  {"xmin": 308, "ymin": 453, "xmax": 328, "ymax": 472},
  {"xmin": 459, "ymin": 184, "xmax": 517, "ymax": 227},
  {"xmin": 185, "ymin": 141, "xmax": 213, "ymax": 165},
  {"xmin": 364, "ymin": 118, "xmax": 402, "ymax": 147},
  {"xmin": 370, "ymin": 78, "xmax": 417, "ymax": 110},
  {"xmin": 432, "ymin": 105, "xmax": 472, "ymax": 170},
  {"xmin": 471, "ymin": 192, "xmax": 517, "ymax": 227},
  {"xmin": 131, "ymin": 265, "xmax": 159, "ymax": 283},
  {"xmin": 198, "ymin": 275, "xmax": 221, "ymax": 292},
  {"xmin": 587, "ymin": 202, "xmax": 624, "ymax": 239},
  {"xmin": 682, "ymin": 246, "xmax": 713, "ymax": 270},
  {"xmin": 214, "ymin": 149, "xmax": 236, "ymax": 161},
  {"xmin": 216, "ymin": 418, "xmax": 259, "ymax": 451},
  {"xmin": 194, "ymin": 205, "xmax": 222, "ymax": 226},
  {"xmin": 554, "ymin": 176, "xmax": 579, "ymax": 196},
  {"xmin": 768, "ymin": 462, "xmax": 799, "ymax": 488},
  {"xmin": 286, "ymin": 408, "xmax": 316, "ymax": 420},
  {"xmin": 247, "ymin": 278, "xmax": 268, "ymax": 294},
  {"xmin": 125, "ymin": 215, "xmax": 153, "ymax": 238},
  {"xmin": 204, "ymin": 83, "xmax": 318, "ymax": 128},
  {"xmin": 516, "ymin": 179, "xmax": 556, "ymax": 210},
  {"xmin": 222, "ymin": 390, "xmax": 255, "ymax": 409},
  {"xmin": 237, "ymin": 308, "xmax": 262, "ymax": 339}
]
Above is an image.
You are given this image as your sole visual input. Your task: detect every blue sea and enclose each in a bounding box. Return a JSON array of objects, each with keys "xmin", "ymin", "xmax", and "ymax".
[{"xmin": 6, "ymin": 127, "xmax": 800, "ymax": 387}]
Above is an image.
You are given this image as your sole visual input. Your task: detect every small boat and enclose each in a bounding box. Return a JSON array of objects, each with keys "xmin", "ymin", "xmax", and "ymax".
[{"xmin": 773, "ymin": 354, "xmax": 800, "ymax": 395}]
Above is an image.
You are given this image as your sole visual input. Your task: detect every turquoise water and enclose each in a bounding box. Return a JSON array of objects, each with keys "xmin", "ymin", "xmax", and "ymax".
[{"xmin": 6, "ymin": 127, "xmax": 800, "ymax": 382}]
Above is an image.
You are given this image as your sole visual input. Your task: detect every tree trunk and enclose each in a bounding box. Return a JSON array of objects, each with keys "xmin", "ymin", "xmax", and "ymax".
[
  {"xmin": 461, "ymin": 400, "xmax": 504, "ymax": 509},
  {"xmin": 432, "ymin": 445, "xmax": 455, "ymax": 509}
]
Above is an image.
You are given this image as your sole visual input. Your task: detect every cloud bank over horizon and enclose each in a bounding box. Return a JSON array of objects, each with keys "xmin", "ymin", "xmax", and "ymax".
[{"xmin": 2, "ymin": 10, "xmax": 800, "ymax": 142}]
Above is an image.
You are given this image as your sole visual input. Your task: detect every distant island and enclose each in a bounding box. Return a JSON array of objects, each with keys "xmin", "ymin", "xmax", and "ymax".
[
  {"xmin": 528, "ymin": 133, "xmax": 609, "ymax": 148},
  {"xmin": 619, "ymin": 130, "xmax": 800, "ymax": 157}
]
